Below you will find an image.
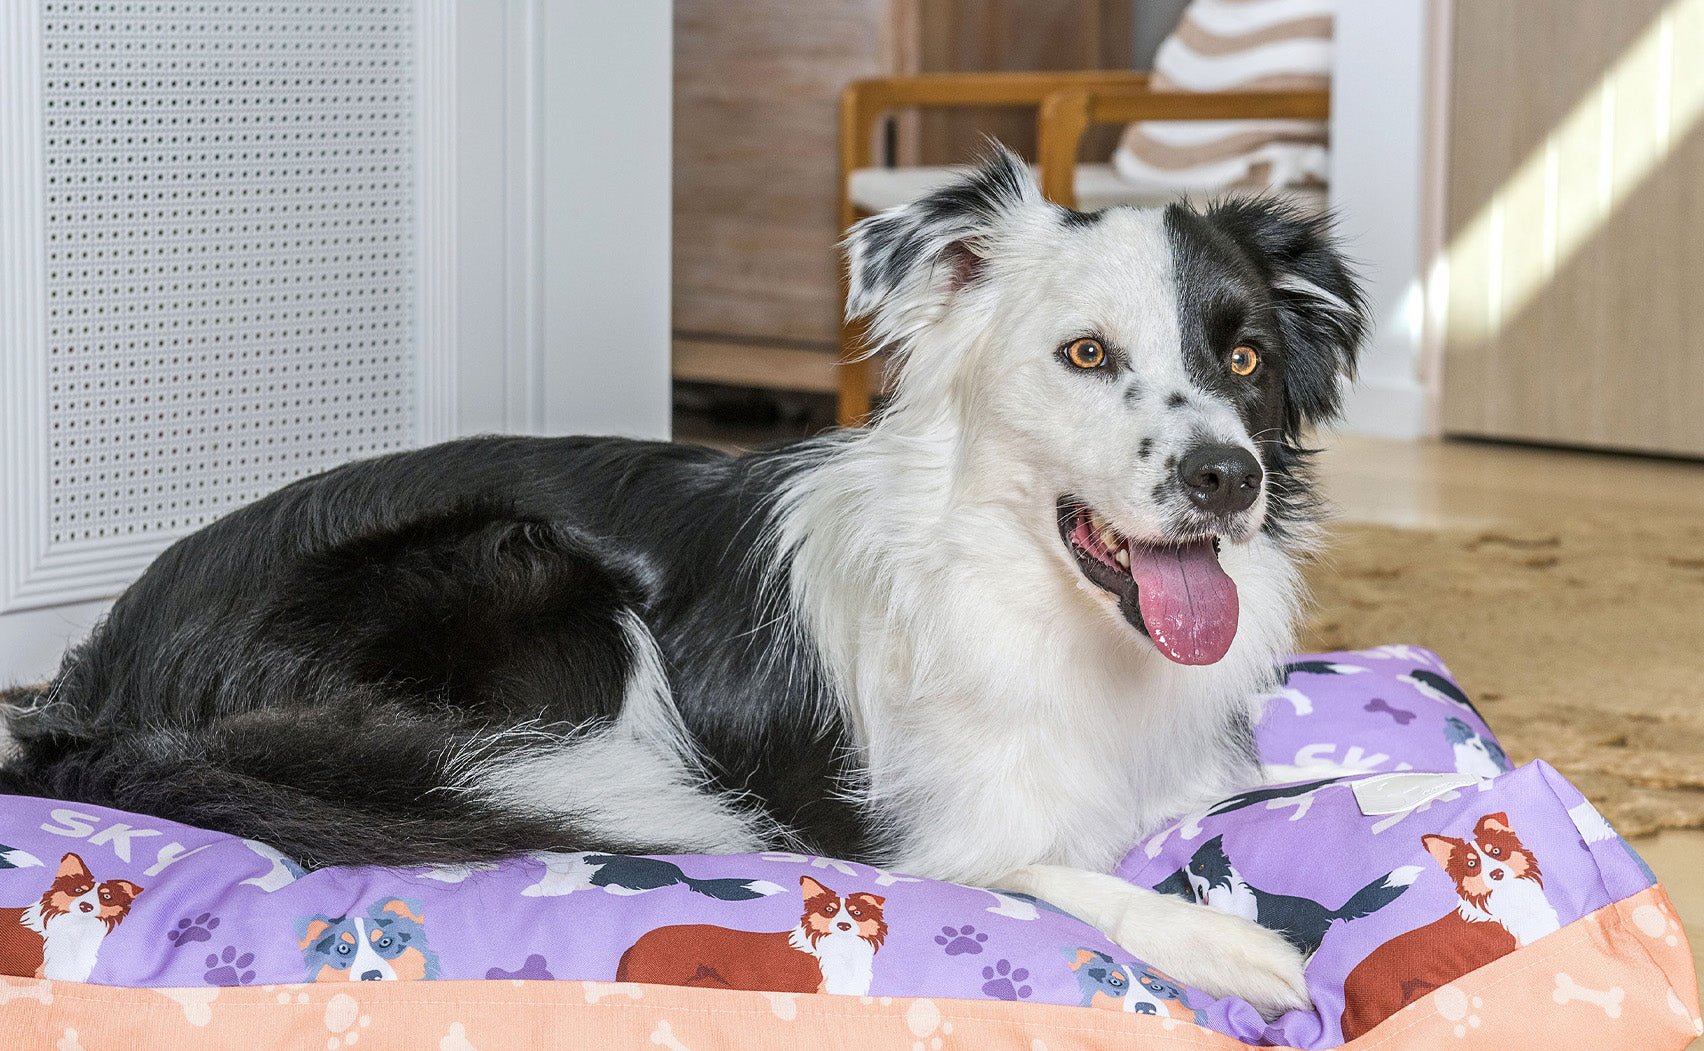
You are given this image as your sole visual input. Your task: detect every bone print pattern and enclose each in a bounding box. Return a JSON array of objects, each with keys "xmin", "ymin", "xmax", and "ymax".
[
  {"xmin": 1553, "ymin": 972, "xmax": 1627, "ymax": 1018},
  {"xmin": 0, "ymin": 891, "xmax": 1695, "ymax": 1051}
]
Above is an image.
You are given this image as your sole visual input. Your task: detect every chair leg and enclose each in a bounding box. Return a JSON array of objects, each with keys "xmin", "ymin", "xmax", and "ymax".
[{"xmin": 836, "ymin": 319, "xmax": 873, "ymax": 427}]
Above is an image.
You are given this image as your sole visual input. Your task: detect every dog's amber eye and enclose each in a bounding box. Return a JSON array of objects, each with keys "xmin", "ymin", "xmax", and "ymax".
[
  {"xmin": 1229, "ymin": 345, "xmax": 1259, "ymax": 376},
  {"xmin": 1063, "ymin": 337, "xmax": 1106, "ymax": 369}
]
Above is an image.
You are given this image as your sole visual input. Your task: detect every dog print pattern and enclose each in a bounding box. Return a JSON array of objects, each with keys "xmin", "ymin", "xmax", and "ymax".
[{"xmin": 0, "ymin": 650, "xmax": 1668, "ymax": 1048}]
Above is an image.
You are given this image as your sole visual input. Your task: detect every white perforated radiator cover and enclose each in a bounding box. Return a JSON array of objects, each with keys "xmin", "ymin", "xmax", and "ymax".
[{"xmin": 5, "ymin": 1, "xmax": 422, "ymax": 610}]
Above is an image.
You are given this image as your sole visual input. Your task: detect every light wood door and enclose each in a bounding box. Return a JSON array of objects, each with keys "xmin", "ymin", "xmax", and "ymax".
[{"xmin": 1441, "ymin": 0, "xmax": 1704, "ymax": 458}]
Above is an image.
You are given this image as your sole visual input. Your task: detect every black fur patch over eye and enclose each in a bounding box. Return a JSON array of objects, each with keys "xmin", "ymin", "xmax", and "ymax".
[
  {"xmin": 1164, "ymin": 199, "xmax": 1368, "ymax": 543},
  {"xmin": 1188, "ymin": 199, "xmax": 1367, "ymax": 430}
]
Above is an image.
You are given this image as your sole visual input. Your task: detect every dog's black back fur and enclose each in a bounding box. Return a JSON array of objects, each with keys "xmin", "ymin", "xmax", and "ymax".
[{"xmin": 0, "ymin": 436, "xmax": 867, "ymax": 868}]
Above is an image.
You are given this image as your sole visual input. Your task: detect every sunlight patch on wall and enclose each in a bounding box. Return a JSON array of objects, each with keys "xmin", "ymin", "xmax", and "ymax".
[{"xmin": 1444, "ymin": 0, "xmax": 1704, "ymax": 343}]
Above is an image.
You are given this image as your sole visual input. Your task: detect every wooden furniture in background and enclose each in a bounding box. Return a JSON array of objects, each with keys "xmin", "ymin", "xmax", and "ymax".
[
  {"xmin": 1440, "ymin": 0, "xmax": 1704, "ymax": 458},
  {"xmin": 672, "ymin": 1, "xmax": 1131, "ymax": 407},
  {"xmin": 836, "ymin": 75, "xmax": 1331, "ymax": 423}
]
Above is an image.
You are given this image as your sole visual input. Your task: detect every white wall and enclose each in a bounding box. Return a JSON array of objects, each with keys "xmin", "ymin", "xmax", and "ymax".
[
  {"xmin": 1134, "ymin": 0, "xmax": 1192, "ymax": 68},
  {"xmin": 1328, "ymin": 0, "xmax": 1435, "ymax": 438},
  {"xmin": 536, "ymin": 3, "xmax": 673, "ymax": 439},
  {"xmin": 452, "ymin": 0, "xmax": 672, "ymax": 440},
  {"xmin": 0, "ymin": 2, "xmax": 672, "ymax": 684}
]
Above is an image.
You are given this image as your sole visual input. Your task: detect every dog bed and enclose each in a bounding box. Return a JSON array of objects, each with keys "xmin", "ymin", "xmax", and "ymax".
[{"xmin": 1, "ymin": 646, "xmax": 1697, "ymax": 1048}]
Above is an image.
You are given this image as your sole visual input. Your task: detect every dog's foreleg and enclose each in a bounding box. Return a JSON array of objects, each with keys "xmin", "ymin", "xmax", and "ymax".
[{"xmin": 995, "ymin": 864, "xmax": 1310, "ymax": 1019}]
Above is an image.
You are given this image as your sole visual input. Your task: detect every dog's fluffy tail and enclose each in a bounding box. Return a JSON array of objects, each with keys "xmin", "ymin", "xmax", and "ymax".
[
  {"xmin": 683, "ymin": 876, "xmax": 786, "ymax": 901},
  {"xmin": 1331, "ymin": 866, "xmax": 1422, "ymax": 923},
  {"xmin": 0, "ymin": 698, "xmax": 633, "ymax": 871}
]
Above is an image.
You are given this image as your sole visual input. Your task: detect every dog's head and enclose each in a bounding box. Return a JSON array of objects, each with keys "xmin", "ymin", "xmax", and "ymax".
[
  {"xmin": 1443, "ymin": 716, "xmax": 1508, "ymax": 764},
  {"xmin": 845, "ymin": 146, "xmax": 1366, "ymax": 666},
  {"xmin": 297, "ymin": 898, "xmax": 438, "ymax": 982},
  {"xmin": 1185, "ymin": 834, "xmax": 1235, "ymax": 899},
  {"xmin": 38, "ymin": 852, "xmax": 143, "ymax": 931},
  {"xmin": 1442, "ymin": 715, "xmax": 1478, "ymax": 746},
  {"xmin": 1423, "ymin": 812, "xmax": 1543, "ymax": 911},
  {"xmin": 798, "ymin": 875, "xmax": 887, "ymax": 949},
  {"xmin": 1063, "ymin": 947, "xmax": 1133, "ymax": 1009}
]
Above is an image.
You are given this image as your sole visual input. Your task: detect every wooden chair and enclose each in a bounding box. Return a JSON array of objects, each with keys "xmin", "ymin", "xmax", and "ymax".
[{"xmin": 836, "ymin": 72, "xmax": 1331, "ymax": 425}]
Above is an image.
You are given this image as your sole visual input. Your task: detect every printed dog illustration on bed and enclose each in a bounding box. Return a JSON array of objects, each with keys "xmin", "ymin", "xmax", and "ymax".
[
  {"xmin": 1064, "ymin": 948, "xmax": 1204, "ymax": 1023},
  {"xmin": 616, "ymin": 876, "xmax": 885, "ymax": 995},
  {"xmin": 522, "ymin": 852, "xmax": 783, "ymax": 901},
  {"xmin": 1153, "ymin": 835, "xmax": 1417, "ymax": 956},
  {"xmin": 1401, "ymin": 669, "xmax": 1486, "ymax": 721},
  {"xmin": 0, "ymin": 852, "xmax": 143, "ymax": 981},
  {"xmin": 1340, "ymin": 812, "xmax": 1559, "ymax": 1040},
  {"xmin": 297, "ymin": 898, "xmax": 439, "ymax": 981},
  {"xmin": 1444, "ymin": 716, "xmax": 1511, "ymax": 779}
]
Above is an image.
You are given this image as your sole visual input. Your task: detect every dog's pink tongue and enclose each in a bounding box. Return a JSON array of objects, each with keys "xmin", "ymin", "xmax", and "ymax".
[{"xmin": 1128, "ymin": 540, "xmax": 1238, "ymax": 666}]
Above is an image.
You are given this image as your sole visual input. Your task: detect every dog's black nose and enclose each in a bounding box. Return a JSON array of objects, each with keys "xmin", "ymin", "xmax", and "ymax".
[
  {"xmin": 360, "ymin": 970, "xmax": 384, "ymax": 981},
  {"xmin": 1177, "ymin": 444, "xmax": 1262, "ymax": 515}
]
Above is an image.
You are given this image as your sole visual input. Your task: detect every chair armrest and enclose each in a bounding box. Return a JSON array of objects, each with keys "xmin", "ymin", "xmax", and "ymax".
[
  {"xmin": 839, "ymin": 71, "xmax": 1150, "ymax": 176},
  {"xmin": 1036, "ymin": 84, "xmax": 1331, "ymax": 205}
]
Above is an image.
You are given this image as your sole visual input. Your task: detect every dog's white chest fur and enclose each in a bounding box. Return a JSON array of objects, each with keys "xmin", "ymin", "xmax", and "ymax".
[
  {"xmin": 1200, "ymin": 872, "xmax": 1260, "ymax": 923},
  {"xmin": 1452, "ymin": 739, "xmax": 1503, "ymax": 779},
  {"xmin": 792, "ymin": 925, "xmax": 875, "ymax": 995},
  {"xmin": 25, "ymin": 901, "xmax": 108, "ymax": 982},
  {"xmin": 786, "ymin": 443, "xmax": 1300, "ymax": 885},
  {"xmin": 1466, "ymin": 863, "xmax": 1560, "ymax": 946}
]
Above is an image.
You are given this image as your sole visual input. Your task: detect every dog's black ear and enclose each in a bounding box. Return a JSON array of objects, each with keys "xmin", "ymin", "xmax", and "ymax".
[
  {"xmin": 1196, "ymin": 198, "xmax": 1368, "ymax": 432},
  {"xmin": 1151, "ymin": 868, "xmax": 1194, "ymax": 901},
  {"xmin": 843, "ymin": 143, "xmax": 1038, "ymax": 350}
]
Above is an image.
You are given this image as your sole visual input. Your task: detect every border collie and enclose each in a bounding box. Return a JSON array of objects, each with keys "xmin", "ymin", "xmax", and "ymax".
[
  {"xmin": 0, "ymin": 148, "xmax": 1364, "ymax": 1014},
  {"xmin": 1341, "ymin": 812, "xmax": 1557, "ymax": 1038},
  {"xmin": 616, "ymin": 876, "xmax": 887, "ymax": 996},
  {"xmin": 0, "ymin": 852, "xmax": 143, "ymax": 982}
]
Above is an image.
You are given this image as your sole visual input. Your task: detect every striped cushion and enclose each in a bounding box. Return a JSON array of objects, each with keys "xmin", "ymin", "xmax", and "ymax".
[{"xmin": 1115, "ymin": 0, "xmax": 1333, "ymax": 193}]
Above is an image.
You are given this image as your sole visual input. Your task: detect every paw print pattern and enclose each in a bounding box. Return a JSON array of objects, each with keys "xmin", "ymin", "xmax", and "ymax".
[
  {"xmin": 979, "ymin": 959, "xmax": 1032, "ymax": 1000},
  {"xmin": 933, "ymin": 924, "xmax": 988, "ymax": 956},
  {"xmin": 167, "ymin": 913, "xmax": 220, "ymax": 946},
  {"xmin": 203, "ymin": 946, "xmax": 256, "ymax": 986}
]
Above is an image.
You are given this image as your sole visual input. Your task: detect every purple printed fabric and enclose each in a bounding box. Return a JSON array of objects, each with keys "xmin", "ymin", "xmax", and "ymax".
[{"xmin": 0, "ymin": 647, "xmax": 1659, "ymax": 1047}]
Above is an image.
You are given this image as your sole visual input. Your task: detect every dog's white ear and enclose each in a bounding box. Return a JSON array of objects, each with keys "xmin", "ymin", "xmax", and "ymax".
[{"xmin": 843, "ymin": 143, "xmax": 1038, "ymax": 352}]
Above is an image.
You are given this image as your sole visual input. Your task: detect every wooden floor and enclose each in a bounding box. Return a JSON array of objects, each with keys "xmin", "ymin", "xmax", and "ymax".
[
  {"xmin": 677, "ymin": 409, "xmax": 1704, "ymax": 1012},
  {"xmin": 1315, "ymin": 432, "xmax": 1704, "ymax": 527}
]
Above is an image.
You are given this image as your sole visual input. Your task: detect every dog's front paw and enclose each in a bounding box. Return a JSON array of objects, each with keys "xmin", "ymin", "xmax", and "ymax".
[{"xmin": 1114, "ymin": 903, "xmax": 1310, "ymax": 1021}]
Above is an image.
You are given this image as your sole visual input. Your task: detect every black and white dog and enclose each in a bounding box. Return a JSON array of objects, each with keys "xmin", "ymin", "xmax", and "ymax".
[{"xmin": 0, "ymin": 149, "xmax": 1364, "ymax": 1014}]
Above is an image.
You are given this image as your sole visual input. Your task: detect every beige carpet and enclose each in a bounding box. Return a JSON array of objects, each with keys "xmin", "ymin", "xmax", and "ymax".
[{"xmin": 1301, "ymin": 515, "xmax": 1704, "ymax": 838}]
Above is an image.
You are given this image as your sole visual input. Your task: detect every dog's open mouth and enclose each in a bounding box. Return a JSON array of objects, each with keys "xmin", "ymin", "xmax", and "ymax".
[{"xmin": 1056, "ymin": 498, "xmax": 1239, "ymax": 666}]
